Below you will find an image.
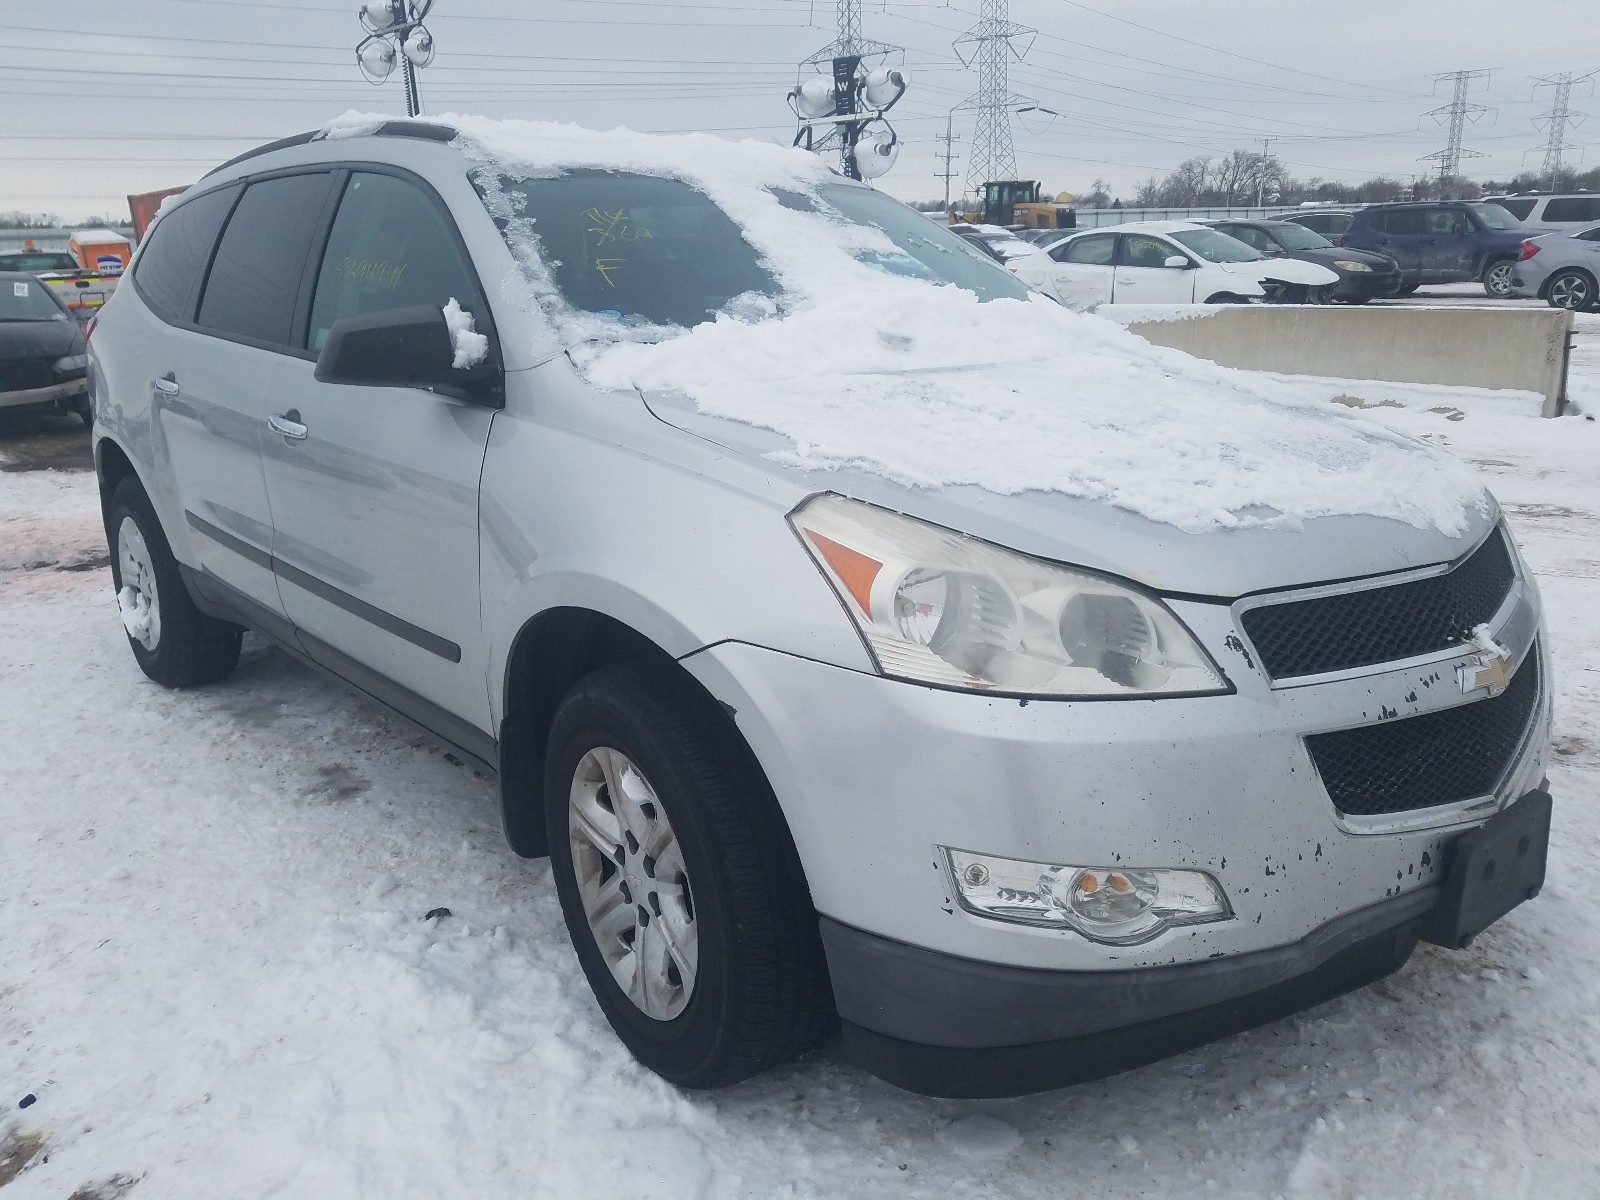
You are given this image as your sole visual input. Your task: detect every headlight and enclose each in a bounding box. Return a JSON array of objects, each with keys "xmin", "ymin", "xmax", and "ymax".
[
  {"xmin": 52, "ymin": 354, "xmax": 88, "ymax": 372},
  {"xmin": 944, "ymin": 848, "xmax": 1231, "ymax": 944},
  {"xmin": 790, "ymin": 494, "xmax": 1229, "ymax": 697},
  {"xmin": 1331, "ymin": 260, "xmax": 1371, "ymax": 273}
]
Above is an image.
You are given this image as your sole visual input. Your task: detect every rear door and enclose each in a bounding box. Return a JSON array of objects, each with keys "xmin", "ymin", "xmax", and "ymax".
[
  {"xmin": 144, "ymin": 172, "xmax": 336, "ymax": 621},
  {"xmin": 1044, "ymin": 232, "xmax": 1117, "ymax": 308},
  {"xmin": 258, "ymin": 167, "xmax": 500, "ymax": 740},
  {"xmin": 1366, "ymin": 208, "xmax": 1426, "ymax": 277},
  {"xmin": 1113, "ymin": 233, "xmax": 1196, "ymax": 303}
]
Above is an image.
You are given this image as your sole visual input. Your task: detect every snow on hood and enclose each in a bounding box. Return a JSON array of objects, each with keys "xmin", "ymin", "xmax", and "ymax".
[
  {"xmin": 1224, "ymin": 258, "xmax": 1339, "ymax": 285},
  {"xmin": 340, "ymin": 112, "xmax": 1490, "ymax": 537}
]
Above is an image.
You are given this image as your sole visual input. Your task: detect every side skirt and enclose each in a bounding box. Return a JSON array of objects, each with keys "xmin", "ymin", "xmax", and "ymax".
[{"xmin": 180, "ymin": 564, "xmax": 500, "ymax": 779}]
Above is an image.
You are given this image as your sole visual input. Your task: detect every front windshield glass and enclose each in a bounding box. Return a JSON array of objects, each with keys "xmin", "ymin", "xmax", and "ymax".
[
  {"xmin": 0, "ymin": 277, "xmax": 68, "ymax": 322},
  {"xmin": 1169, "ymin": 228, "xmax": 1264, "ymax": 263},
  {"xmin": 1269, "ymin": 223, "xmax": 1332, "ymax": 250},
  {"xmin": 0, "ymin": 252, "xmax": 76, "ymax": 272},
  {"xmin": 485, "ymin": 171, "xmax": 1028, "ymax": 332},
  {"xmin": 1470, "ymin": 202, "xmax": 1520, "ymax": 230}
]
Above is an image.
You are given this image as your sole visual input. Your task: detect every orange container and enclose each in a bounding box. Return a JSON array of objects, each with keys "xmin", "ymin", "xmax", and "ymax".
[{"xmin": 68, "ymin": 229, "xmax": 133, "ymax": 276}]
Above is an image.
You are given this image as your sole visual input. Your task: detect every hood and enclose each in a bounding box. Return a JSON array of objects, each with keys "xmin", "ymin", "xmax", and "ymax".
[
  {"xmin": 0, "ymin": 315, "xmax": 82, "ymax": 361},
  {"xmin": 643, "ymin": 388, "xmax": 1495, "ymax": 597},
  {"xmin": 1221, "ymin": 258, "xmax": 1340, "ymax": 285},
  {"xmin": 1282, "ymin": 246, "xmax": 1393, "ymax": 270}
]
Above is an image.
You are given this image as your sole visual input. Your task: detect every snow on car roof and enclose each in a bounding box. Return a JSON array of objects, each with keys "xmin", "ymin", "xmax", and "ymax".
[{"xmin": 320, "ymin": 112, "xmax": 1489, "ymax": 537}]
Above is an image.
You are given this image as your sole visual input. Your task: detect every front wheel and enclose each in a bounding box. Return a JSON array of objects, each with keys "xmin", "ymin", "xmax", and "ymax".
[
  {"xmin": 544, "ymin": 665, "xmax": 832, "ymax": 1088},
  {"xmin": 1306, "ymin": 284, "xmax": 1336, "ymax": 305},
  {"xmin": 1482, "ymin": 259, "xmax": 1516, "ymax": 298},
  {"xmin": 1546, "ymin": 269, "xmax": 1597, "ymax": 312},
  {"xmin": 106, "ymin": 476, "xmax": 242, "ymax": 687}
]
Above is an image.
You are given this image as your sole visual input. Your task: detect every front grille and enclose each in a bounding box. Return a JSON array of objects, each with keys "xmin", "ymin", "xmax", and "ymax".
[
  {"xmin": 1304, "ymin": 647, "xmax": 1541, "ymax": 817},
  {"xmin": 1241, "ymin": 529, "xmax": 1515, "ymax": 679},
  {"xmin": 0, "ymin": 357, "xmax": 54, "ymax": 394}
]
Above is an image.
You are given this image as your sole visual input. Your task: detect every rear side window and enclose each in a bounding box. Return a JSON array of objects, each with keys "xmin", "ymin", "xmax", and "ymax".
[
  {"xmin": 1371, "ymin": 209, "xmax": 1425, "ymax": 236},
  {"xmin": 198, "ymin": 172, "xmax": 333, "ymax": 346},
  {"xmin": 1496, "ymin": 198, "xmax": 1537, "ymax": 220},
  {"xmin": 132, "ymin": 184, "xmax": 237, "ymax": 325},
  {"xmin": 305, "ymin": 172, "xmax": 483, "ymax": 352},
  {"xmin": 1544, "ymin": 197, "xmax": 1600, "ymax": 223},
  {"xmin": 1056, "ymin": 233, "xmax": 1115, "ymax": 265}
]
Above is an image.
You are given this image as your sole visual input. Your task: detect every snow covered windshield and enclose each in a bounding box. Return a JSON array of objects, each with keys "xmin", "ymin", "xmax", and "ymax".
[
  {"xmin": 1169, "ymin": 228, "xmax": 1264, "ymax": 263},
  {"xmin": 482, "ymin": 171, "xmax": 1027, "ymax": 334}
]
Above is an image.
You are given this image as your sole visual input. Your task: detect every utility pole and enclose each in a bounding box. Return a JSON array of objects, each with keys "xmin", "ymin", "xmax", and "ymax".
[
  {"xmin": 1255, "ymin": 137, "xmax": 1276, "ymax": 207},
  {"xmin": 937, "ymin": 111, "xmax": 962, "ymax": 216},
  {"xmin": 954, "ymin": 0, "xmax": 1036, "ymax": 190},
  {"xmin": 790, "ymin": 0, "xmax": 907, "ymax": 181},
  {"xmin": 1531, "ymin": 71, "xmax": 1595, "ymax": 190},
  {"xmin": 1421, "ymin": 69, "xmax": 1494, "ymax": 198}
]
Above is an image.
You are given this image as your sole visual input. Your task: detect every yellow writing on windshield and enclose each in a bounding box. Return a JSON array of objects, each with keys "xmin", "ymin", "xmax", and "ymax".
[
  {"xmin": 594, "ymin": 258, "xmax": 626, "ymax": 287},
  {"xmin": 583, "ymin": 208, "xmax": 652, "ymax": 246}
]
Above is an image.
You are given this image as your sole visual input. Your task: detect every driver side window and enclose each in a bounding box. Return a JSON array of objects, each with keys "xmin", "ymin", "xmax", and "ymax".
[
  {"xmin": 305, "ymin": 171, "xmax": 484, "ymax": 352},
  {"xmin": 1122, "ymin": 235, "xmax": 1174, "ymax": 268}
]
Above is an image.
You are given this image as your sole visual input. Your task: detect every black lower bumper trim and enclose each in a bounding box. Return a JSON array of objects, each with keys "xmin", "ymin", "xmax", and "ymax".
[{"xmin": 839, "ymin": 918, "xmax": 1417, "ymax": 1098}]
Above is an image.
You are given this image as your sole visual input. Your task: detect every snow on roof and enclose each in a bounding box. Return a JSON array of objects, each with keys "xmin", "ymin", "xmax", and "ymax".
[
  {"xmin": 328, "ymin": 112, "xmax": 1488, "ymax": 537},
  {"xmin": 69, "ymin": 228, "xmax": 131, "ymax": 244}
]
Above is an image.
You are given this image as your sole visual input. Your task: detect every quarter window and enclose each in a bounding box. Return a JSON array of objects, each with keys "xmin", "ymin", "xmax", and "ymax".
[
  {"xmin": 1371, "ymin": 209, "xmax": 1425, "ymax": 236},
  {"xmin": 197, "ymin": 172, "xmax": 333, "ymax": 345},
  {"xmin": 1056, "ymin": 233, "xmax": 1116, "ymax": 265},
  {"xmin": 1544, "ymin": 197, "xmax": 1600, "ymax": 223},
  {"xmin": 131, "ymin": 184, "xmax": 238, "ymax": 326},
  {"xmin": 306, "ymin": 172, "xmax": 484, "ymax": 352}
]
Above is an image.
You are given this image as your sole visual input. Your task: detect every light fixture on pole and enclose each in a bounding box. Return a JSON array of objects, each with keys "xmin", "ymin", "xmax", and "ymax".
[
  {"xmin": 356, "ymin": 0, "xmax": 435, "ymax": 117},
  {"xmin": 789, "ymin": 0, "xmax": 909, "ymax": 183}
]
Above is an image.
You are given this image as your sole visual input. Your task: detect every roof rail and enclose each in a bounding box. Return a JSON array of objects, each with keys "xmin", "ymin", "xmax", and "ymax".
[{"xmin": 203, "ymin": 120, "xmax": 460, "ymax": 178}]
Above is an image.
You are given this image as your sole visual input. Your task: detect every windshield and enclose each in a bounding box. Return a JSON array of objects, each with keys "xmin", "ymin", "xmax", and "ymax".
[
  {"xmin": 0, "ymin": 277, "xmax": 68, "ymax": 322},
  {"xmin": 485, "ymin": 171, "xmax": 1028, "ymax": 331},
  {"xmin": 1470, "ymin": 203, "xmax": 1521, "ymax": 230},
  {"xmin": 1169, "ymin": 228, "xmax": 1264, "ymax": 263},
  {"xmin": 1268, "ymin": 223, "xmax": 1332, "ymax": 250},
  {"xmin": 0, "ymin": 252, "xmax": 77, "ymax": 272}
]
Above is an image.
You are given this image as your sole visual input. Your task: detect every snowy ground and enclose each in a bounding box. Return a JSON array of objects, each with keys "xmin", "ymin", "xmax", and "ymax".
[{"xmin": 2, "ymin": 308, "xmax": 1599, "ymax": 1200}]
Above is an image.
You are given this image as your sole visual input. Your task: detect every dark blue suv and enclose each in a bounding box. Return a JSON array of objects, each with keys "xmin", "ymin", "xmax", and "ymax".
[{"xmin": 1339, "ymin": 202, "xmax": 1531, "ymax": 297}]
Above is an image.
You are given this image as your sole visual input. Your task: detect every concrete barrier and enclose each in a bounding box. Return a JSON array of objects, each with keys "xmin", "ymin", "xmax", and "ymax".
[{"xmin": 1100, "ymin": 304, "xmax": 1573, "ymax": 417}]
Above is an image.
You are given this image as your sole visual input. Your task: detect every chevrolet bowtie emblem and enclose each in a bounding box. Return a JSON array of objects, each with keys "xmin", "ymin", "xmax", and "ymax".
[{"xmin": 1458, "ymin": 650, "xmax": 1512, "ymax": 696}]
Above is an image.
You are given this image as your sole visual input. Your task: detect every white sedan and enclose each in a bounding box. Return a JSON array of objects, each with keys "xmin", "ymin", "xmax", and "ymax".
[{"xmin": 1012, "ymin": 220, "xmax": 1339, "ymax": 309}]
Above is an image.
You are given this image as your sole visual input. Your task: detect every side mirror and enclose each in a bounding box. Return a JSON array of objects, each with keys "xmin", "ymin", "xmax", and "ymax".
[
  {"xmin": 314, "ymin": 305, "xmax": 500, "ymax": 404},
  {"xmin": 1163, "ymin": 255, "xmax": 1190, "ymax": 269}
]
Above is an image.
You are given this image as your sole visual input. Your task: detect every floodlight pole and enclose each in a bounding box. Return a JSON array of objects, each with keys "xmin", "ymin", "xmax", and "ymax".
[
  {"xmin": 833, "ymin": 55, "xmax": 864, "ymax": 179},
  {"xmin": 391, "ymin": 0, "xmax": 421, "ymax": 116}
]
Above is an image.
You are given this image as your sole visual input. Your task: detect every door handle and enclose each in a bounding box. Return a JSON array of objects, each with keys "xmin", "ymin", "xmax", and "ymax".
[
  {"xmin": 268, "ymin": 410, "xmax": 308, "ymax": 441},
  {"xmin": 152, "ymin": 374, "xmax": 179, "ymax": 396}
]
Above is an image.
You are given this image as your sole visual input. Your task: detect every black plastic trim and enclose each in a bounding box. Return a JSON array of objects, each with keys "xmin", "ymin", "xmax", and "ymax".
[
  {"xmin": 185, "ymin": 509, "xmax": 461, "ymax": 662},
  {"xmin": 201, "ymin": 121, "xmax": 460, "ymax": 179}
]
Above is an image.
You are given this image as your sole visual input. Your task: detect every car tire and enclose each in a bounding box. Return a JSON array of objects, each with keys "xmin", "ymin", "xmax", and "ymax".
[
  {"xmin": 1203, "ymin": 292, "xmax": 1255, "ymax": 304},
  {"xmin": 106, "ymin": 476, "xmax": 243, "ymax": 688},
  {"xmin": 1306, "ymin": 284, "xmax": 1336, "ymax": 305},
  {"xmin": 544, "ymin": 664, "xmax": 832, "ymax": 1089},
  {"xmin": 1545, "ymin": 269, "xmax": 1597, "ymax": 312},
  {"xmin": 1482, "ymin": 258, "xmax": 1516, "ymax": 299}
]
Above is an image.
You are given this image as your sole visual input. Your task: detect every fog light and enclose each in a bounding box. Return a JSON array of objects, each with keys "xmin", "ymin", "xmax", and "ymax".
[{"xmin": 943, "ymin": 848, "xmax": 1231, "ymax": 945}]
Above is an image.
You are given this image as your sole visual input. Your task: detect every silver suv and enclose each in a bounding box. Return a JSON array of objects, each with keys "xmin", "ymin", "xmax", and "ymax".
[{"xmin": 87, "ymin": 119, "xmax": 1554, "ymax": 1098}]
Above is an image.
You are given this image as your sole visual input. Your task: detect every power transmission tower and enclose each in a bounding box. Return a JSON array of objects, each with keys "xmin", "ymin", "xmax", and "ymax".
[
  {"xmin": 937, "ymin": 111, "xmax": 962, "ymax": 216},
  {"xmin": 1531, "ymin": 71, "xmax": 1595, "ymax": 189},
  {"xmin": 953, "ymin": 0, "xmax": 1036, "ymax": 190},
  {"xmin": 1421, "ymin": 69, "xmax": 1495, "ymax": 196}
]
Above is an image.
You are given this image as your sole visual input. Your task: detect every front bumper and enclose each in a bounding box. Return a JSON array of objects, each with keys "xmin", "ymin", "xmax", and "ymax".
[
  {"xmin": 1333, "ymin": 270, "xmax": 1403, "ymax": 300},
  {"xmin": 0, "ymin": 376, "xmax": 88, "ymax": 412}
]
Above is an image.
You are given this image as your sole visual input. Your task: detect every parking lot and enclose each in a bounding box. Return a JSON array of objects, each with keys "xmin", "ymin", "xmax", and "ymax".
[{"xmin": 2, "ymin": 302, "xmax": 1597, "ymax": 1199}]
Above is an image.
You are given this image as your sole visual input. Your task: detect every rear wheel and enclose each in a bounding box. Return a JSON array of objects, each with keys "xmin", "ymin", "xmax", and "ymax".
[
  {"xmin": 1546, "ymin": 269, "xmax": 1597, "ymax": 312},
  {"xmin": 106, "ymin": 476, "xmax": 242, "ymax": 687},
  {"xmin": 1482, "ymin": 258, "xmax": 1516, "ymax": 298},
  {"xmin": 544, "ymin": 665, "xmax": 831, "ymax": 1088}
]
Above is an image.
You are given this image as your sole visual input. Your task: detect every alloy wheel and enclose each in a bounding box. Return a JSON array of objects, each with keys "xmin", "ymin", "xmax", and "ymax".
[
  {"xmin": 1484, "ymin": 261, "xmax": 1516, "ymax": 298},
  {"xmin": 1548, "ymin": 271, "xmax": 1594, "ymax": 311},
  {"xmin": 568, "ymin": 746, "xmax": 698, "ymax": 1020}
]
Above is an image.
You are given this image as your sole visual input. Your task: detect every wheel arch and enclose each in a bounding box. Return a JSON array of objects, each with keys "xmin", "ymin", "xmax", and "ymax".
[{"xmin": 495, "ymin": 605, "xmax": 767, "ymax": 860}]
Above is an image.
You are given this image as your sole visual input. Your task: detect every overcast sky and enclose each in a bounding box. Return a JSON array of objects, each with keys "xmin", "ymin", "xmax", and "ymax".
[{"xmin": 3, "ymin": 0, "xmax": 1594, "ymax": 220}]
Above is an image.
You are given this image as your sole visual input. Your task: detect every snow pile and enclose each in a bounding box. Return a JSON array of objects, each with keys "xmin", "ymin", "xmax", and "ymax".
[
  {"xmin": 340, "ymin": 113, "xmax": 1487, "ymax": 536},
  {"xmin": 442, "ymin": 297, "xmax": 488, "ymax": 369},
  {"xmin": 115, "ymin": 586, "xmax": 151, "ymax": 642}
]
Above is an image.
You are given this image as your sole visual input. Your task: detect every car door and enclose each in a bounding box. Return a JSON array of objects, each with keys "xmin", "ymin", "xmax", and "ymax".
[
  {"xmin": 1422, "ymin": 207, "xmax": 1475, "ymax": 281},
  {"xmin": 1367, "ymin": 208, "xmax": 1425, "ymax": 278},
  {"xmin": 1043, "ymin": 232, "xmax": 1117, "ymax": 308},
  {"xmin": 258, "ymin": 167, "xmax": 500, "ymax": 740},
  {"xmin": 150, "ymin": 171, "xmax": 336, "ymax": 622},
  {"xmin": 1113, "ymin": 233, "xmax": 1196, "ymax": 303}
]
